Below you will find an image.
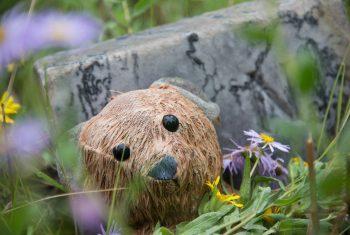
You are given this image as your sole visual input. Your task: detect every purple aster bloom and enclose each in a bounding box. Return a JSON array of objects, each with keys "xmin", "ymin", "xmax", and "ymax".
[
  {"xmin": 223, "ymin": 155, "xmax": 245, "ymax": 175},
  {"xmin": 4, "ymin": 118, "xmax": 50, "ymax": 157},
  {"xmin": 69, "ymin": 192, "xmax": 105, "ymax": 233},
  {"xmin": 0, "ymin": 7, "xmax": 101, "ymax": 69},
  {"xmin": 257, "ymin": 153, "xmax": 279, "ymax": 176},
  {"xmin": 0, "ymin": 8, "xmax": 36, "ymax": 68},
  {"xmin": 224, "ymin": 139, "xmax": 261, "ymax": 158},
  {"xmin": 99, "ymin": 221, "xmax": 121, "ymax": 235},
  {"xmin": 223, "ymin": 141, "xmax": 288, "ymax": 190},
  {"xmin": 32, "ymin": 11, "xmax": 101, "ymax": 49},
  {"xmin": 244, "ymin": 129, "xmax": 290, "ymax": 153}
]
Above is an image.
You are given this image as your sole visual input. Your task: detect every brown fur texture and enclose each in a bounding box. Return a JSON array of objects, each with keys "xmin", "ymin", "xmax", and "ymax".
[{"xmin": 79, "ymin": 84, "xmax": 222, "ymax": 233}]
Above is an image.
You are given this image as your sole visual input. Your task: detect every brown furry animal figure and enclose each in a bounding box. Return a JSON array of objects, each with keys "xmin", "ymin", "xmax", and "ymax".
[{"xmin": 78, "ymin": 78, "xmax": 222, "ymax": 234}]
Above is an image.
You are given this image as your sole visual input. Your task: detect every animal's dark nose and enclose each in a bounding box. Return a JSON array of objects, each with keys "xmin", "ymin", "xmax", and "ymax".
[{"xmin": 148, "ymin": 155, "xmax": 177, "ymax": 180}]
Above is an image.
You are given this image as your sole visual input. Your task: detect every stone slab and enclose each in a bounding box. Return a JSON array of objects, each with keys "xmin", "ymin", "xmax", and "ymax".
[{"xmin": 34, "ymin": 0, "xmax": 350, "ymax": 148}]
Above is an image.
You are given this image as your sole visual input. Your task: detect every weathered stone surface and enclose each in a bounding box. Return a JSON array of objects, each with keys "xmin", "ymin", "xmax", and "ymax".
[{"xmin": 35, "ymin": 0, "xmax": 350, "ymax": 148}]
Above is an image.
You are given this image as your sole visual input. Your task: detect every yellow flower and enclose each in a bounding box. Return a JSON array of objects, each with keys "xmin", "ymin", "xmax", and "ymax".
[
  {"xmin": 263, "ymin": 206, "xmax": 280, "ymax": 224},
  {"xmin": 291, "ymin": 157, "xmax": 300, "ymax": 164},
  {"xmin": 7, "ymin": 63, "xmax": 15, "ymax": 73},
  {"xmin": 206, "ymin": 176, "xmax": 243, "ymax": 208},
  {"xmin": 206, "ymin": 176, "xmax": 220, "ymax": 191},
  {"xmin": 216, "ymin": 191, "xmax": 243, "ymax": 208},
  {"xmin": 259, "ymin": 133, "xmax": 275, "ymax": 144},
  {"xmin": 291, "ymin": 157, "xmax": 308, "ymax": 167},
  {"xmin": 0, "ymin": 91, "xmax": 21, "ymax": 124}
]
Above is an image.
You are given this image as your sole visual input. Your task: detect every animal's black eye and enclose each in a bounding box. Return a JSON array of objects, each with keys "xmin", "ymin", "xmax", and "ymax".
[
  {"xmin": 112, "ymin": 144, "xmax": 131, "ymax": 161},
  {"xmin": 162, "ymin": 114, "xmax": 179, "ymax": 132}
]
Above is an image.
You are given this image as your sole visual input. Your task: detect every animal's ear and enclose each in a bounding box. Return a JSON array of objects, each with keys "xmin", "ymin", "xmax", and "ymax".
[
  {"xmin": 109, "ymin": 90, "xmax": 124, "ymax": 101},
  {"xmin": 150, "ymin": 77, "xmax": 220, "ymax": 123}
]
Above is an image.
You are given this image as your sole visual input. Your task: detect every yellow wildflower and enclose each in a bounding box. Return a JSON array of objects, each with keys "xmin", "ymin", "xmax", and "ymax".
[
  {"xmin": 216, "ymin": 191, "xmax": 243, "ymax": 208},
  {"xmin": 206, "ymin": 176, "xmax": 220, "ymax": 191},
  {"xmin": 0, "ymin": 91, "xmax": 21, "ymax": 124},
  {"xmin": 206, "ymin": 176, "xmax": 243, "ymax": 208},
  {"xmin": 263, "ymin": 206, "xmax": 280, "ymax": 224},
  {"xmin": 291, "ymin": 157, "xmax": 300, "ymax": 164},
  {"xmin": 259, "ymin": 133, "xmax": 275, "ymax": 143},
  {"xmin": 7, "ymin": 63, "xmax": 15, "ymax": 73},
  {"xmin": 291, "ymin": 157, "xmax": 308, "ymax": 167}
]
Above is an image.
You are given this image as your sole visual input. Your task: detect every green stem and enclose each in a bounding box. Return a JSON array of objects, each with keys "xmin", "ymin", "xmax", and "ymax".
[
  {"xmin": 336, "ymin": 63, "xmax": 345, "ymax": 133},
  {"xmin": 250, "ymin": 155, "xmax": 260, "ymax": 177},
  {"xmin": 319, "ymin": 105, "xmax": 350, "ymax": 160},
  {"xmin": 317, "ymin": 43, "xmax": 350, "ymax": 150},
  {"xmin": 306, "ymin": 135, "xmax": 319, "ymax": 234},
  {"xmin": 122, "ymin": 0, "xmax": 133, "ymax": 34},
  {"xmin": 208, "ymin": 211, "xmax": 253, "ymax": 234},
  {"xmin": 107, "ymin": 151, "xmax": 126, "ymax": 232},
  {"xmin": 317, "ymin": 65, "xmax": 340, "ymax": 150},
  {"xmin": 223, "ymin": 213, "xmax": 256, "ymax": 235},
  {"xmin": 2, "ymin": 188, "xmax": 126, "ymax": 215}
]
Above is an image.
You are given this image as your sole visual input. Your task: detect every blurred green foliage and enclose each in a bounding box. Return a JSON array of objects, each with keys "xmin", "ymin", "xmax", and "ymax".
[
  {"xmin": 1, "ymin": 0, "xmax": 249, "ymax": 41},
  {"xmin": 0, "ymin": 0, "xmax": 349, "ymax": 234}
]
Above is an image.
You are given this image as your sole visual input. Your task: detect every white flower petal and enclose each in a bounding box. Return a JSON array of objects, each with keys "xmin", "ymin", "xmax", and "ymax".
[
  {"xmin": 272, "ymin": 142, "xmax": 290, "ymax": 152},
  {"xmin": 244, "ymin": 129, "xmax": 260, "ymax": 138},
  {"xmin": 247, "ymin": 137, "xmax": 263, "ymax": 143}
]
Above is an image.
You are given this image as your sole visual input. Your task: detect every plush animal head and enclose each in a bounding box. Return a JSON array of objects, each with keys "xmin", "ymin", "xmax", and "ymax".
[{"xmin": 78, "ymin": 78, "xmax": 222, "ymax": 229}]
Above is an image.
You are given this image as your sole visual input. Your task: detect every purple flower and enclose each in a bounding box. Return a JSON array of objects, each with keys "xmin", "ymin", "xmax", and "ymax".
[
  {"xmin": 0, "ymin": 8, "xmax": 35, "ymax": 67},
  {"xmin": 4, "ymin": 118, "xmax": 50, "ymax": 157},
  {"xmin": 99, "ymin": 221, "xmax": 121, "ymax": 235},
  {"xmin": 69, "ymin": 192, "xmax": 105, "ymax": 233},
  {"xmin": 0, "ymin": 7, "xmax": 101, "ymax": 68},
  {"xmin": 32, "ymin": 12, "xmax": 101, "ymax": 49},
  {"xmin": 244, "ymin": 129, "xmax": 290, "ymax": 153},
  {"xmin": 223, "ymin": 141, "xmax": 288, "ymax": 189},
  {"xmin": 224, "ymin": 139, "xmax": 261, "ymax": 159}
]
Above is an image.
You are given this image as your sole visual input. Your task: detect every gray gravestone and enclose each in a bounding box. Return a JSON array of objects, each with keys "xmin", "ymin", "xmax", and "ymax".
[{"xmin": 35, "ymin": 0, "xmax": 350, "ymax": 148}]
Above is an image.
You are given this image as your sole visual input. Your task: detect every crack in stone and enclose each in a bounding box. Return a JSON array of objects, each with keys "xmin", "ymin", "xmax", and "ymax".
[
  {"xmin": 279, "ymin": 5, "xmax": 320, "ymax": 35},
  {"xmin": 186, "ymin": 33, "xmax": 204, "ymax": 66},
  {"xmin": 132, "ymin": 52, "xmax": 140, "ymax": 88},
  {"xmin": 228, "ymin": 43, "xmax": 295, "ymax": 118},
  {"xmin": 251, "ymin": 45, "xmax": 295, "ymax": 117},
  {"xmin": 279, "ymin": 6, "xmax": 344, "ymax": 133},
  {"xmin": 228, "ymin": 78, "xmax": 251, "ymax": 107},
  {"xmin": 76, "ymin": 59, "xmax": 112, "ymax": 119},
  {"xmin": 185, "ymin": 33, "xmax": 222, "ymax": 101},
  {"xmin": 247, "ymin": 44, "xmax": 270, "ymax": 123}
]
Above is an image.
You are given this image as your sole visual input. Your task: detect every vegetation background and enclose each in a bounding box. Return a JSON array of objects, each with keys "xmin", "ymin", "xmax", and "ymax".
[{"xmin": 0, "ymin": 0, "xmax": 349, "ymax": 234}]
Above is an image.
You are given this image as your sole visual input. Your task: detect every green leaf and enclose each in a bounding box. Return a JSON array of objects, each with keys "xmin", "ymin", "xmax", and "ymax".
[
  {"xmin": 132, "ymin": 0, "xmax": 159, "ymax": 18},
  {"xmin": 278, "ymin": 219, "xmax": 308, "ymax": 233},
  {"xmin": 236, "ymin": 21, "xmax": 278, "ymax": 44},
  {"xmin": 198, "ymin": 193, "xmax": 210, "ymax": 215},
  {"xmin": 243, "ymin": 219, "xmax": 267, "ymax": 231},
  {"xmin": 254, "ymin": 176, "xmax": 286, "ymax": 191},
  {"xmin": 176, "ymin": 206, "xmax": 232, "ymax": 234},
  {"xmin": 278, "ymin": 218, "xmax": 332, "ymax": 233},
  {"xmin": 249, "ymin": 187, "xmax": 271, "ymax": 214},
  {"xmin": 153, "ymin": 223, "xmax": 174, "ymax": 235},
  {"xmin": 204, "ymin": 209, "xmax": 240, "ymax": 234},
  {"xmin": 273, "ymin": 196, "xmax": 301, "ymax": 207},
  {"xmin": 286, "ymin": 49, "xmax": 320, "ymax": 93},
  {"xmin": 240, "ymin": 156, "xmax": 251, "ymax": 202},
  {"xmin": 262, "ymin": 222, "xmax": 280, "ymax": 235},
  {"xmin": 265, "ymin": 213, "xmax": 287, "ymax": 221},
  {"xmin": 35, "ymin": 170, "xmax": 66, "ymax": 192}
]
